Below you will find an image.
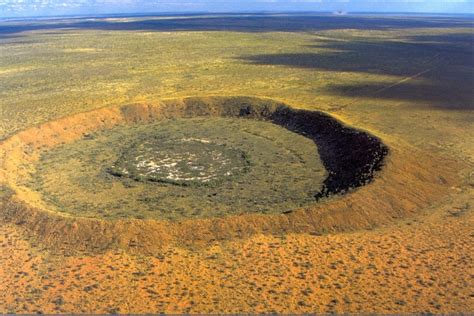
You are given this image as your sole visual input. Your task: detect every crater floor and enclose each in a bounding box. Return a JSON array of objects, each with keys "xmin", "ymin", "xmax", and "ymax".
[
  {"xmin": 29, "ymin": 117, "xmax": 327, "ymax": 220},
  {"xmin": 109, "ymin": 136, "xmax": 250, "ymax": 185}
]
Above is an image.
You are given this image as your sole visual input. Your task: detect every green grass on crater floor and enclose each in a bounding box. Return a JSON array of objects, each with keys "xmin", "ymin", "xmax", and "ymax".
[{"xmin": 28, "ymin": 117, "xmax": 327, "ymax": 220}]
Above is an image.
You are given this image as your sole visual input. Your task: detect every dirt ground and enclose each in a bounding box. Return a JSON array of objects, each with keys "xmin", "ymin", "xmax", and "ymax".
[
  {"xmin": 1, "ymin": 189, "xmax": 472, "ymax": 313},
  {"xmin": 0, "ymin": 14, "xmax": 473, "ymax": 313}
]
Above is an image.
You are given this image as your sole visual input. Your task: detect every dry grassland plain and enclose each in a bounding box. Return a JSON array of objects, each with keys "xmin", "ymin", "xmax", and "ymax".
[{"xmin": 0, "ymin": 14, "xmax": 473, "ymax": 313}]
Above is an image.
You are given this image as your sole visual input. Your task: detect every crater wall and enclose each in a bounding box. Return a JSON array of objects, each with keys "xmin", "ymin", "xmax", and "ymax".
[{"xmin": 0, "ymin": 96, "xmax": 459, "ymax": 254}]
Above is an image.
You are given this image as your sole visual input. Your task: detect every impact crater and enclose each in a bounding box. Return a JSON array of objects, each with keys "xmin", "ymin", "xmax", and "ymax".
[{"xmin": 0, "ymin": 96, "xmax": 422, "ymax": 254}]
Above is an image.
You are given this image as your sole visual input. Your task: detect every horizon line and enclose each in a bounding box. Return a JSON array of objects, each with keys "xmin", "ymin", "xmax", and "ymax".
[{"xmin": 1, "ymin": 10, "xmax": 474, "ymax": 21}]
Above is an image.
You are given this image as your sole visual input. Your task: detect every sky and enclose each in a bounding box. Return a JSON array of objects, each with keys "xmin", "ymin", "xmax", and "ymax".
[{"xmin": 0, "ymin": 0, "xmax": 473, "ymax": 18}]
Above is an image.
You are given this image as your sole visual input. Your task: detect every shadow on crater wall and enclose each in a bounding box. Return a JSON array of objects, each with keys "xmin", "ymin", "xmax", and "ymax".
[{"xmin": 178, "ymin": 97, "xmax": 389, "ymax": 199}]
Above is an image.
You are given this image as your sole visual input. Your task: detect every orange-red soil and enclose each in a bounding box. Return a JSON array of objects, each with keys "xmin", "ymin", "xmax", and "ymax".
[
  {"xmin": 1, "ymin": 194, "xmax": 472, "ymax": 313},
  {"xmin": 0, "ymin": 97, "xmax": 472, "ymax": 313}
]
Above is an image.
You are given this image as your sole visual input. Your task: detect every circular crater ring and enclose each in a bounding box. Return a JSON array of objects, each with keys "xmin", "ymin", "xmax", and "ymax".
[{"xmin": 0, "ymin": 96, "xmax": 459, "ymax": 254}]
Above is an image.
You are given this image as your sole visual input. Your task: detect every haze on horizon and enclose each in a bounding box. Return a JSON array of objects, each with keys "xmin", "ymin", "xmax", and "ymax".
[{"xmin": 0, "ymin": 0, "xmax": 473, "ymax": 19}]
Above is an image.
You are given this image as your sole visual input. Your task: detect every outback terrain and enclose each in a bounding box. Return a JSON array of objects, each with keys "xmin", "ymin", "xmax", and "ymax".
[{"xmin": 0, "ymin": 13, "xmax": 473, "ymax": 313}]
